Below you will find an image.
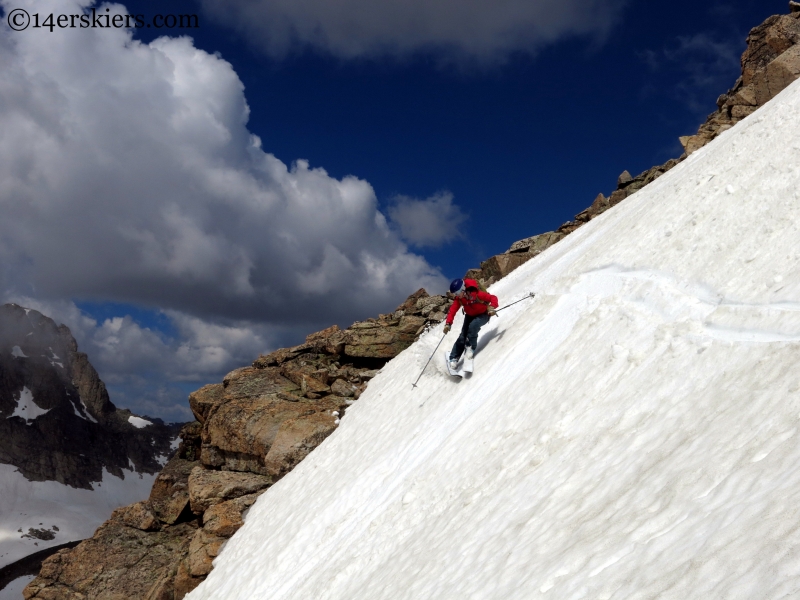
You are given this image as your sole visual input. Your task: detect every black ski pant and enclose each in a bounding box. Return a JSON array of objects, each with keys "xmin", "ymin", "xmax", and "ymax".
[{"xmin": 450, "ymin": 313, "xmax": 490, "ymax": 360}]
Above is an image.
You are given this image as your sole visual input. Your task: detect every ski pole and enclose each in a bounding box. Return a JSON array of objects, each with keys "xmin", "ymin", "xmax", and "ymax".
[
  {"xmin": 411, "ymin": 331, "xmax": 447, "ymax": 389},
  {"xmin": 495, "ymin": 292, "xmax": 535, "ymax": 313}
]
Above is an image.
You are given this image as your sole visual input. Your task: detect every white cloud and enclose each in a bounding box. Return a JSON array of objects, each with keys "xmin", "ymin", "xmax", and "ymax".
[
  {"xmin": 388, "ymin": 192, "xmax": 467, "ymax": 248},
  {"xmin": 200, "ymin": 0, "xmax": 628, "ymax": 63},
  {"xmin": 0, "ymin": 0, "xmax": 446, "ymax": 330},
  {"xmin": 0, "ymin": 0, "xmax": 450, "ymax": 419},
  {"xmin": 5, "ymin": 295, "xmax": 287, "ymax": 421}
]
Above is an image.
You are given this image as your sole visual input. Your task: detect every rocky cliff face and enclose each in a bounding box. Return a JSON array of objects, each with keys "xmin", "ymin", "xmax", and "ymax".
[
  {"xmin": 0, "ymin": 304, "xmax": 179, "ymax": 489},
  {"xmin": 22, "ymin": 7, "xmax": 800, "ymax": 599}
]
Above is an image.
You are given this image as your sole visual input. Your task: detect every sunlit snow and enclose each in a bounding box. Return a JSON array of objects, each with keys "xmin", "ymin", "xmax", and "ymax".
[
  {"xmin": 189, "ymin": 80, "xmax": 800, "ymax": 599},
  {"xmin": 8, "ymin": 388, "xmax": 49, "ymax": 424},
  {"xmin": 79, "ymin": 397, "xmax": 98, "ymax": 423},
  {"xmin": 128, "ymin": 415, "xmax": 153, "ymax": 429}
]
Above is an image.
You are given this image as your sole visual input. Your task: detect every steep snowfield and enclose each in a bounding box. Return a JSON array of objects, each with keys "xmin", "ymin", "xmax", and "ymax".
[
  {"xmin": 190, "ymin": 79, "xmax": 800, "ymax": 600},
  {"xmin": 0, "ymin": 465, "xmax": 156, "ymax": 569}
]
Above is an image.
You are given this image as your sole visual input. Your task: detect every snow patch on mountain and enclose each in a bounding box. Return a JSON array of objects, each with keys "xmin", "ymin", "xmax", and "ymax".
[
  {"xmin": 10, "ymin": 347, "xmax": 25, "ymax": 359},
  {"xmin": 8, "ymin": 388, "xmax": 49, "ymax": 424},
  {"xmin": 128, "ymin": 416, "xmax": 153, "ymax": 429},
  {"xmin": 188, "ymin": 80, "xmax": 800, "ymax": 599}
]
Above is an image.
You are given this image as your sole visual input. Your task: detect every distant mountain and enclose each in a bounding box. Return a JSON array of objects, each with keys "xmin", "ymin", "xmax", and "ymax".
[{"xmin": 0, "ymin": 303, "xmax": 181, "ymax": 570}]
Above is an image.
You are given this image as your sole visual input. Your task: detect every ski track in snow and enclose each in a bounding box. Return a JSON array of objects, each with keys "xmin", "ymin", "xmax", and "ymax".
[{"xmin": 189, "ymin": 81, "xmax": 800, "ymax": 599}]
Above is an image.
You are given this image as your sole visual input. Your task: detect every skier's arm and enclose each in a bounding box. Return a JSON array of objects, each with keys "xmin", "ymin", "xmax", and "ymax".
[
  {"xmin": 476, "ymin": 291, "xmax": 498, "ymax": 308},
  {"xmin": 445, "ymin": 298, "xmax": 461, "ymax": 325}
]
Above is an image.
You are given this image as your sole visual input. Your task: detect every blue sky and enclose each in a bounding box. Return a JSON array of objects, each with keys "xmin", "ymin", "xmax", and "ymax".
[
  {"xmin": 0, "ymin": 0, "xmax": 786, "ymax": 419},
  {"xmin": 121, "ymin": 0, "xmax": 778, "ymax": 277}
]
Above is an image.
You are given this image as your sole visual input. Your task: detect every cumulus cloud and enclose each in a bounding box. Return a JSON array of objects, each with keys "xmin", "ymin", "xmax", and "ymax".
[
  {"xmin": 6, "ymin": 295, "xmax": 287, "ymax": 420},
  {"xmin": 388, "ymin": 192, "xmax": 467, "ymax": 248},
  {"xmin": 0, "ymin": 0, "xmax": 450, "ymax": 418},
  {"xmin": 0, "ymin": 0, "xmax": 446, "ymax": 329},
  {"xmin": 200, "ymin": 0, "xmax": 628, "ymax": 63}
]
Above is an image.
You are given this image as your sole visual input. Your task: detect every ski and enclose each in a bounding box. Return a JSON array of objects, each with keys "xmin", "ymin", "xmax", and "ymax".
[
  {"xmin": 462, "ymin": 352, "xmax": 474, "ymax": 373},
  {"xmin": 444, "ymin": 350, "xmax": 464, "ymax": 378}
]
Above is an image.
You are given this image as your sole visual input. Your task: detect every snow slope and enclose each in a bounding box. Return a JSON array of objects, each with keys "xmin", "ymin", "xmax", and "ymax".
[
  {"xmin": 189, "ymin": 79, "xmax": 800, "ymax": 599},
  {"xmin": 0, "ymin": 465, "xmax": 156, "ymax": 569}
]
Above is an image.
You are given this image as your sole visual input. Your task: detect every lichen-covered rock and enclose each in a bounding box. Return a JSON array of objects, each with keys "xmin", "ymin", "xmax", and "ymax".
[
  {"xmin": 187, "ymin": 467, "xmax": 271, "ymax": 514},
  {"xmin": 201, "ymin": 396, "xmax": 319, "ymax": 473},
  {"xmin": 188, "ymin": 383, "xmax": 225, "ymax": 424},
  {"xmin": 344, "ymin": 320, "xmax": 417, "ymax": 358},
  {"xmin": 23, "ymin": 521, "xmax": 195, "ymax": 600},
  {"xmin": 184, "ymin": 529, "xmax": 226, "ymax": 577},
  {"xmin": 201, "ymin": 493, "xmax": 262, "ymax": 538},
  {"xmin": 263, "ymin": 412, "xmax": 340, "ymax": 480},
  {"xmin": 331, "ymin": 378, "xmax": 357, "ymax": 397},
  {"xmin": 111, "ymin": 501, "xmax": 160, "ymax": 531},
  {"xmin": 222, "ymin": 366, "xmax": 299, "ymax": 400},
  {"xmin": 148, "ymin": 455, "xmax": 197, "ymax": 525}
]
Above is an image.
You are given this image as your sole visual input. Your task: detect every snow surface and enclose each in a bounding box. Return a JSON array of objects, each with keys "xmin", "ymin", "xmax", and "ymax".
[
  {"xmin": 8, "ymin": 388, "xmax": 49, "ymax": 424},
  {"xmin": 189, "ymin": 79, "xmax": 800, "ymax": 599},
  {"xmin": 0, "ymin": 575, "xmax": 34, "ymax": 599},
  {"xmin": 0, "ymin": 464, "xmax": 156, "ymax": 569},
  {"xmin": 79, "ymin": 397, "xmax": 98, "ymax": 423},
  {"xmin": 127, "ymin": 415, "xmax": 153, "ymax": 429},
  {"xmin": 9, "ymin": 346, "xmax": 25, "ymax": 358}
]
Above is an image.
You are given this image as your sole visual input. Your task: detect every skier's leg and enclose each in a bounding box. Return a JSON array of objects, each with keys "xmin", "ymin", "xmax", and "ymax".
[
  {"xmin": 466, "ymin": 313, "xmax": 490, "ymax": 353},
  {"xmin": 450, "ymin": 315, "xmax": 474, "ymax": 360}
]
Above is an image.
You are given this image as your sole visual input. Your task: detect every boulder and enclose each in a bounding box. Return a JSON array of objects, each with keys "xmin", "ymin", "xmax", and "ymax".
[
  {"xmin": 616, "ymin": 170, "xmax": 633, "ymax": 187},
  {"xmin": 201, "ymin": 396, "xmax": 318, "ymax": 473},
  {"xmin": 188, "ymin": 383, "xmax": 225, "ymax": 424},
  {"xmin": 202, "ymin": 493, "xmax": 262, "ymax": 538},
  {"xmin": 222, "ymin": 367, "xmax": 299, "ymax": 400},
  {"xmin": 148, "ymin": 455, "xmax": 197, "ymax": 525},
  {"xmin": 263, "ymin": 412, "xmax": 340, "ymax": 480},
  {"xmin": 331, "ymin": 379, "xmax": 357, "ymax": 397},
  {"xmin": 184, "ymin": 529, "xmax": 226, "ymax": 577},
  {"xmin": 187, "ymin": 467, "xmax": 271, "ymax": 514},
  {"xmin": 344, "ymin": 321, "xmax": 416, "ymax": 358},
  {"xmin": 111, "ymin": 501, "xmax": 159, "ymax": 532}
]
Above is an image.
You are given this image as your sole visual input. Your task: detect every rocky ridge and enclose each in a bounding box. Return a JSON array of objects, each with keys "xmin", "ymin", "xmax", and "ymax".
[{"xmin": 23, "ymin": 7, "xmax": 800, "ymax": 599}]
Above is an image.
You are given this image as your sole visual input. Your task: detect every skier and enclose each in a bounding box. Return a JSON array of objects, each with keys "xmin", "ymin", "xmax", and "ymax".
[{"xmin": 443, "ymin": 278, "xmax": 498, "ymax": 372}]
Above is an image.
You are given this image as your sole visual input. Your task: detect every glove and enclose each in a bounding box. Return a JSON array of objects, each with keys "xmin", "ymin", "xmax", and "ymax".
[
  {"xmin": 443, "ymin": 324, "xmax": 451, "ymax": 334},
  {"xmin": 487, "ymin": 307, "xmax": 497, "ymax": 317}
]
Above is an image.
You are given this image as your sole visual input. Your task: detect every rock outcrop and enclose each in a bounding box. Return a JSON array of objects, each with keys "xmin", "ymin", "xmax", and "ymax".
[
  {"xmin": 680, "ymin": 10, "xmax": 800, "ymax": 154},
  {"xmin": 23, "ymin": 288, "xmax": 451, "ymax": 599},
  {"xmin": 24, "ymin": 7, "xmax": 800, "ymax": 599}
]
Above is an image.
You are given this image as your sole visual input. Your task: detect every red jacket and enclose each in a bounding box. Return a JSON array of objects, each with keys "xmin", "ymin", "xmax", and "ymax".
[{"xmin": 445, "ymin": 279, "xmax": 498, "ymax": 325}]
